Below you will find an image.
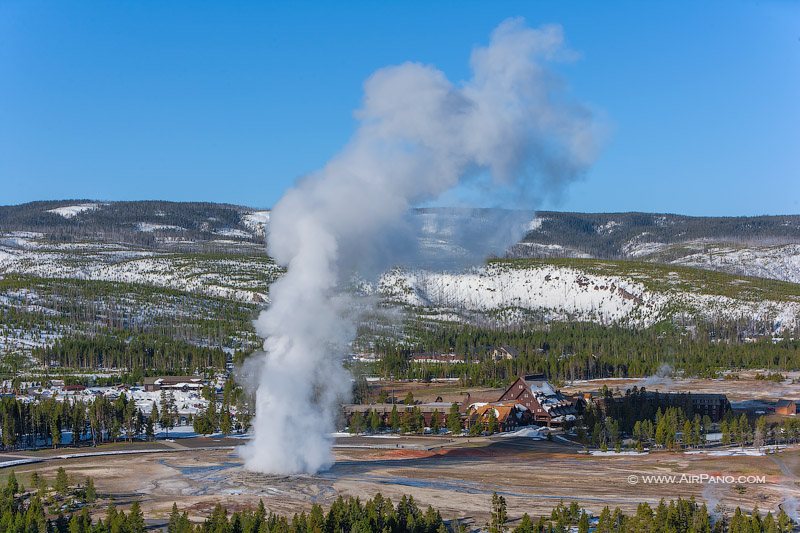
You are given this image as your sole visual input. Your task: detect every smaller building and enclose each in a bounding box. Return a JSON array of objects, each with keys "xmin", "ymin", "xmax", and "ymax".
[
  {"xmin": 776, "ymin": 399, "xmax": 799, "ymax": 416},
  {"xmin": 490, "ymin": 346, "xmax": 520, "ymax": 361},
  {"xmin": 143, "ymin": 376, "xmax": 205, "ymax": 392}
]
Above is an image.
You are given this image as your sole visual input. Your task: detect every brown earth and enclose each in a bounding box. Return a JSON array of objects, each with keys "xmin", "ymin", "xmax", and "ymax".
[{"xmin": 5, "ymin": 435, "xmax": 799, "ymax": 526}]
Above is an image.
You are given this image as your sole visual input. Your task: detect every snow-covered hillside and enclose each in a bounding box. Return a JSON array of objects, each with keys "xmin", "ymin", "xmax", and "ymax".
[
  {"xmin": 46, "ymin": 203, "xmax": 100, "ymax": 218},
  {"xmin": 519, "ymin": 211, "xmax": 800, "ymax": 284},
  {"xmin": 379, "ymin": 261, "xmax": 800, "ymax": 332},
  {"xmin": 0, "ymin": 233, "xmax": 279, "ymax": 303},
  {"xmin": 3, "ymin": 201, "xmax": 800, "ymax": 335},
  {"xmin": 241, "ymin": 210, "xmax": 270, "ymax": 237},
  {"xmin": 665, "ymin": 243, "xmax": 800, "ymax": 285}
]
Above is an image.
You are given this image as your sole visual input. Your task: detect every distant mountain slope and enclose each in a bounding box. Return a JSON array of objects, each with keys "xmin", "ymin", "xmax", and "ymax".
[
  {"xmin": 378, "ymin": 259, "xmax": 800, "ymax": 334},
  {"xmin": 0, "ymin": 200, "xmax": 270, "ymax": 253},
  {"xmin": 520, "ymin": 211, "xmax": 800, "ymax": 257},
  {"xmin": 1, "ymin": 201, "xmax": 799, "ymax": 344},
  {"xmin": 515, "ymin": 211, "xmax": 800, "ymax": 283},
  {"xmin": 2, "ymin": 200, "xmax": 800, "ymax": 284}
]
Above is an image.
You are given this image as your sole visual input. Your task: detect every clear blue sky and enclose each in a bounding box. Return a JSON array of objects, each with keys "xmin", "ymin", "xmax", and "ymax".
[{"xmin": 1, "ymin": 1, "xmax": 798, "ymax": 216}]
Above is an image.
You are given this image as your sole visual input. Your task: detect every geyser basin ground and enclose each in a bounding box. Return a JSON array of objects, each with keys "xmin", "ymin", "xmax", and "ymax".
[{"xmin": 6, "ymin": 434, "xmax": 798, "ymax": 526}]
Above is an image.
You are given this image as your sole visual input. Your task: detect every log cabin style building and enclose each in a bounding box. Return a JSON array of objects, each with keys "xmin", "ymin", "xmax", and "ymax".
[{"xmin": 497, "ymin": 375, "xmax": 579, "ymax": 426}]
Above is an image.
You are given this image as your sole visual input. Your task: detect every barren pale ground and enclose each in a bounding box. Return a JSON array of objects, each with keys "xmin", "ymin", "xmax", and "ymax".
[{"xmin": 8, "ymin": 436, "xmax": 798, "ymax": 526}]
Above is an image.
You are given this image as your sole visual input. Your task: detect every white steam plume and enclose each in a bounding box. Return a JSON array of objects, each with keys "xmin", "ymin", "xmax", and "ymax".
[{"xmin": 240, "ymin": 18, "xmax": 601, "ymax": 474}]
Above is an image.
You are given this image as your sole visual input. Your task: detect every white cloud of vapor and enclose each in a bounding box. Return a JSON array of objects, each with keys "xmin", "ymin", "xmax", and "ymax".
[{"xmin": 240, "ymin": 17, "xmax": 602, "ymax": 474}]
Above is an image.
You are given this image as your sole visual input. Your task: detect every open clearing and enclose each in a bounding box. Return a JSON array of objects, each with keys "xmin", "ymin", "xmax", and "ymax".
[{"xmin": 5, "ymin": 436, "xmax": 798, "ymax": 526}]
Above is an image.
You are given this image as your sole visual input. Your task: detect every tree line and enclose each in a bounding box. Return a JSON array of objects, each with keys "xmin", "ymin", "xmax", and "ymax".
[
  {"xmin": 499, "ymin": 495, "xmax": 794, "ymax": 533},
  {"xmin": 32, "ymin": 335, "xmax": 228, "ymax": 376},
  {"xmin": 0, "ymin": 392, "xmax": 172, "ymax": 449},
  {"xmin": 364, "ymin": 321, "xmax": 800, "ymax": 386}
]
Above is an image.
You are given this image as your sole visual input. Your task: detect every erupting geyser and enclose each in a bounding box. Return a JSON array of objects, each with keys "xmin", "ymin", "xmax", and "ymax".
[{"xmin": 240, "ymin": 18, "xmax": 602, "ymax": 474}]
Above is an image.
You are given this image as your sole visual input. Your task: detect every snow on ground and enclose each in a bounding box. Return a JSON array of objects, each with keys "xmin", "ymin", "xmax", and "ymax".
[
  {"xmin": 596, "ymin": 220, "xmax": 621, "ymax": 235},
  {"xmin": 499, "ymin": 427, "xmax": 549, "ymax": 439},
  {"xmin": 0, "ymin": 245, "xmax": 274, "ymax": 303},
  {"xmin": 589, "ymin": 450, "xmax": 648, "ymax": 456},
  {"xmin": 510, "ymin": 242, "xmax": 592, "ymax": 259},
  {"xmin": 526, "ymin": 216, "xmax": 545, "ymax": 231},
  {"xmin": 622, "ymin": 236, "xmax": 670, "ymax": 258},
  {"xmin": 46, "ymin": 203, "xmax": 99, "ymax": 218},
  {"xmin": 55, "ymin": 386, "xmax": 210, "ymax": 416},
  {"xmin": 380, "ymin": 263, "xmax": 664, "ymax": 327},
  {"xmin": 671, "ymin": 243, "xmax": 800, "ymax": 284},
  {"xmin": 137, "ymin": 223, "xmax": 186, "ymax": 232},
  {"xmin": 241, "ymin": 211, "xmax": 270, "ymax": 237},
  {"xmin": 683, "ymin": 446, "xmax": 788, "ymax": 457},
  {"xmin": 214, "ymin": 228, "xmax": 252, "ymax": 238},
  {"xmin": 620, "ymin": 238, "xmax": 800, "ymax": 284},
  {"xmin": 379, "ymin": 263, "xmax": 800, "ymax": 331}
]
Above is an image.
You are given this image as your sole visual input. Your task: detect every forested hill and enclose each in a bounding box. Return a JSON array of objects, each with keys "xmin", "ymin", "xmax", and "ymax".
[
  {"xmin": 1, "ymin": 200, "xmax": 799, "ymax": 374},
  {"xmin": 0, "ymin": 200, "xmax": 271, "ymax": 253},
  {"xmin": 511, "ymin": 211, "xmax": 800, "ymax": 284},
  {"xmin": 2, "ymin": 200, "xmax": 800, "ymax": 282},
  {"xmin": 519, "ymin": 211, "xmax": 800, "ymax": 257}
]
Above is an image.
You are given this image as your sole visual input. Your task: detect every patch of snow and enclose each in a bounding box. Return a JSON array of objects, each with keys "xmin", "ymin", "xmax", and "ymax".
[
  {"xmin": 499, "ymin": 427, "xmax": 548, "ymax": 439},
  {"xmin": 136, "ymin": 223, "xmax": 186, "ymax": 232},
  {"xmin": 378, "ymin": 262, "xmax": 800, "ymax": 332},
  {"xmin": 672, "ymin": 243, "xmax": 800, "ymax": 284},
  {"xmin": 526, "ymin": 216, "xmax": 545, "ymax": 232},
  {"xmin": 589, "ymin": 450, "xmax": 648, "ymax": 456},
  {"xmin": 596, "ymin": 220, "xmax": 620, "ymax": 235},
  {"xmin": 622, "ymin": 235, "xmax": 670, "ymax": 258},
  {"xmin": 510, "ymin": 242, "xmax": 592, "ymax": 259},
  {"xmin": 47, "ymin": 203, "xmax": 99, "ymax": 219},
  {"xmin": 241, "ymin": 211, "xmax": 270, "ymax": 237},
  {"xmin": 214, "ymin": 228, "xmax": 252, "ymax": 239}
]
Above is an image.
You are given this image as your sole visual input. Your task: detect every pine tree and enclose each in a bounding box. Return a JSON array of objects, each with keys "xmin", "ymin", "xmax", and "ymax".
[
  {"xmin": 487, "ymin": 409, "xmax": 499, "ymax": 434},
  {"xmin": 54, "ymin": 467, "xmax": 69, "ymax": 496},
  {"xmin": 489, "ymin": 492, "xmax": 507, "ymax": 533},
  {"xmin": 35, "ymin": 472, "xmax": 48, "ymax": 496},
  {"xmin": 159, "ymin": 391, "xmax": 176, "ymax": 438},
  {"xmin": 167, "ymin": 503, "xmax": 180, "ymax": 533},
  {"xmin": 220, "ymin": 408, "xmax": 233, "ymax": 436},
  {"xmin": 578, "ymin": 511, "xmax": 590, "ymax": 533},
  {"xmin": 350, "ymin": 411, "xmax": 364, "ymax": 435},
  {"xmin": 447, "ymin": 403, "xmax": 462, "ymax": 434},
  {"xmin": 513, "ymin": 514, "xmax": 535, "ymax": 533},
  {"xmin": 145, "ymin": 416, "xmax": 155, "ymax": 441},
  {"xmin": 5, "ymin": 470, "xmax": 19, "ymax": 495},
  {"xmin": 128, "ymin": 502, "xmax": 145, "ymax": 533},
  {"xmin": 85, "ymin": 477, "xmax": 96, "ymax": 503},
  {"xmin": 151, "ymin": 403, "xmax": 160, "ymax": 433},
  {"xmin": 368, "ymin": 409, "xmax": 382, "ymax": 433},
  {"xmin": 389, "ymin": 405, "xmax": 400, "ymax": 432},
  {"xmin": 430, "ymin": 410, "xmax": 441, "ymax": 433}
]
